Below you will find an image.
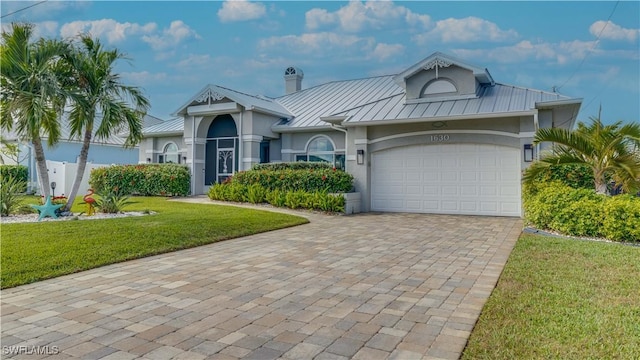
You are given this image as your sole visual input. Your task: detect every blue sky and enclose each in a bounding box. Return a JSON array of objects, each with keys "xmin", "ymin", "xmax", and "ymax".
[{"xmin": 2, "ymin": 1, "xmax": 639, "ymax": 125}]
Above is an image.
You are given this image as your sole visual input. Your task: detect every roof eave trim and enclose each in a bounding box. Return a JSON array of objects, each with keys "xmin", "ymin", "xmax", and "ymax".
[
  {"xmin": 143, "ymin": 131, "xmax": 184, "ymax": 138},
  {"xmin": 250, "ymin": 105, "xmax": 292, "ymax": 119},
  {"xmin": 271, "ymin": 124, "xmax": 334, "ymax": 133},
  {"xmin": 535, "ymin": 98, "xmax": 583, "ymax": 109},
  {"xmin": 342, "ymin": 110, "xmax": 536, "ymax": 127}
]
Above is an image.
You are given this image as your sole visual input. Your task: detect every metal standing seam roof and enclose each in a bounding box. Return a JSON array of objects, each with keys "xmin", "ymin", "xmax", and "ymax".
[
  {"xmin": 327, "ymin": 83, "xmax": 577, "ymax": 125},
  {"xmin": 173, "ymin": 84, "xmax": 292, "ymax": 118},
  {"xmin": 142, "ymin": 117, "xmax": 184, "ymax": 136},
  {"xmin": 274, "ymin": 75, "xmax": 404, "ymax": 129}
]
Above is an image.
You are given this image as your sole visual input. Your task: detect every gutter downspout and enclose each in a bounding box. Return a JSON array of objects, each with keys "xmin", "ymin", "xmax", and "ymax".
[
  {"xmin": 533, "ymin": 109, "xmax": 540, "ymax": 161},
  {"xmin": 192, "ymin": 115, "xmax": 196, "ymax": 195},
  {"xmin": 238, "ymin": 111, "xmax": 243, "ymax": 171}
]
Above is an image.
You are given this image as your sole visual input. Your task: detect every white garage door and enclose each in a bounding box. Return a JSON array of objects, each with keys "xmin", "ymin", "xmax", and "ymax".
[{"xmin": 371, "ymin": 143, "xmax": 521, "ymax": 216}]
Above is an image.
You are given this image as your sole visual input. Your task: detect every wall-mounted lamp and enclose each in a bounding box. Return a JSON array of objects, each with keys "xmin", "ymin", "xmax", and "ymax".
[
  {"xmin": 357, "ymin": 149, "xmax": 365, "ymax": 165},
  {"xmin": 182, "ymin": 156, "xmax": 187, "ymax": 163},
  {"xmin": 146, "ymin": 158, "xmax": 151, "ymax": 163},
  {"xmin": 524, "ymin": 144, "xmax": 534, "ymax": 162}
]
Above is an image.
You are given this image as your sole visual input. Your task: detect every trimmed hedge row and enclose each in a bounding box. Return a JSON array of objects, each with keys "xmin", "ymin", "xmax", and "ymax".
[
  {"xmin": 529, "ymin": 163, "xmax": 595, "ymax": 190},
  {"xmin": 524, "ymin": 181, "xmax": 640, "ymax": 242},
  {"xmin": 251, "ymin": 162, "xmax": 333, "ymax": 171},
  {"xmin": 208, "ymin": 183, "xmax": 345, "ymax": 213},
  {"xmin": 233, "ymin": 166, "xmax": 353, "ymax": 193},
  {"xmin": 89, "ymin": 164, "xmax": 190, "ymax": 196},
  {"xmin": 0, "ymin": 165, "xmax": 28, "ymax": 193}
]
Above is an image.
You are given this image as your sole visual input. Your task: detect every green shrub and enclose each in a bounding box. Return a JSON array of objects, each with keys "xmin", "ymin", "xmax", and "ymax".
[
  {"xmin": 90, "ymin": 164, "xmax": 190, "ymax": 196},
  {"xmin": 208, "ymin": 183, "xmax": 228, "ymax": 201},
  {"xmin": 266, "ymin": 189, "xmax": 286, "ymax": 207},
  {"xmin": 0, "ymin": 174, "xmax": 27, "ymax": 216},
  {"xmin": 0, "ymin": 165, "xmax": 28, "ymax": 193},
  {"xmin": 246, "ymin": 184, "xmax": 267, "ymax": 204},
  {"xmin": 252, "ymin": 162, "xmax": 333, "ymax": 171},
  {"xmin": 284, "ymin": 190, "xmax": 308, "ymax": 209},
  {"xmin": 233, "ymin": 167, "xmax": 353, "ymax": 193},
  {"xmin": 95, "ymin": 189, "xmax": 131, "ymax": 214},
  {"xmin": 524, "ymin": 181, "xmax": 639, "ymax": 242},
  {"xmin": 526, "ymin": 163, "xmax": 594, "ymax": 190},
  {"xmin": 602, "ymin": 195, "xmax": 640, "ymax": 242}
]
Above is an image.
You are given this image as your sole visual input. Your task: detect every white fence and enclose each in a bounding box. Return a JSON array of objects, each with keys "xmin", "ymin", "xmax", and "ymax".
[{"xmin": 41, "ymin": 160, "xmax": 108, "ymax": 197}]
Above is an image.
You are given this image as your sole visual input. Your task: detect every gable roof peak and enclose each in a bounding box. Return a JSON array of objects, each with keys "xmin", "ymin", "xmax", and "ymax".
[{"xmin": 393, "ymin": 51, "xmax": 494, "ymax": 88}]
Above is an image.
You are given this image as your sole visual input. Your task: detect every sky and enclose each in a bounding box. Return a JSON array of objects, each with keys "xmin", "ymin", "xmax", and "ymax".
[{"xmin": 1, "ymin": 1, "xmax": 639, "ymax": 125}]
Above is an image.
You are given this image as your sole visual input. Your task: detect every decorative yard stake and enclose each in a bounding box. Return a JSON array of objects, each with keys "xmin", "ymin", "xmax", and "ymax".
[
  {"xmin": 30, "ymin": 196, "xmax": 64, "ymax": 221},
  {"xmin": 83, "ymin": 188, "xmax": 96, "ymax": 216}
]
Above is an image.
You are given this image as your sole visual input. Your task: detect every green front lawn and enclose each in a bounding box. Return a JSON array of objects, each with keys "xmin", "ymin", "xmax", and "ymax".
[
  {"xmin": 462, "ymin": 234, "xmax": 640, "ymax": 359},
  {"xmin": 1, "ymin": 197, "xmax": 308, "ymax": 288}
]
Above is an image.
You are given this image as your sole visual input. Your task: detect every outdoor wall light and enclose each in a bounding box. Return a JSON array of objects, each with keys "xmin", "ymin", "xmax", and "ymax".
[
  {"xmin": 524, "ymin": 144, "xmax": 534, "ymax": 162},
  {"xmin": 357, "ymin": 149, "xmax": 365, "ymax": 165},
  {"xmin": 146, "ymin": 158, "xmax": 151, "ymax": 163},
  {"xmin": 182, "ymin": 156, "xmax": 187, "ymax": 163}
]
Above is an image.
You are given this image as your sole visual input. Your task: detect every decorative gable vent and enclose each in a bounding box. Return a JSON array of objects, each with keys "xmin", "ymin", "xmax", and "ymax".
[{"xmin": 195, "ymin": 88, "xmax": 225, "ymax": 105}]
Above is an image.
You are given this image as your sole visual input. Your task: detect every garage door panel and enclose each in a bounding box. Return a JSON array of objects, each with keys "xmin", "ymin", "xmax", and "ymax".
[{"xmin": 372, "ymin": 143, "xmax": 521, "ymax": 216}]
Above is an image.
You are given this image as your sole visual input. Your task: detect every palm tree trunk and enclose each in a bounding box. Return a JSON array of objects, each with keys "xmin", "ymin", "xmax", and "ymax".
[
  {"xmin": 64, "ymin": 128, "xmax": 92, "ymax": 212},
  {"xmin": 31, "ymin": 137, "xmax": 51, "ymax": 198},
  {"xmin": 595, "ymin": 178, "xmax": 609, "ymax": 195}
]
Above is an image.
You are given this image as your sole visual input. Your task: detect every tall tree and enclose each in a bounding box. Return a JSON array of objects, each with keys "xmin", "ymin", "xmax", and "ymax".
[
  {"xmin": 0, "ymin": 23, "xmax": 69, "ymax": 198},
  {"xmin": 524, "ymin": 111, "xmax": 640, "ymax": 195},
  {"xmin": 62, "ymin": 35, "xmax": 149, "ymax": 212}
]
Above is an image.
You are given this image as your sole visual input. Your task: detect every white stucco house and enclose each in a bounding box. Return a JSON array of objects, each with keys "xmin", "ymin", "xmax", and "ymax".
[{"xmin": 140, "ymin": 52, "xmax": 582, "ymax": 217}]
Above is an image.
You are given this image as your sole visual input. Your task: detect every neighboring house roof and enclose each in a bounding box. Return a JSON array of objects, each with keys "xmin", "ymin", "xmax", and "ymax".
[
  {"xmin": 173, "ymin": 84, "xmax": 292, "ymax": 118},
  {"xmin": 2, "ymin": 112, "xmax": 164, "ymax": 146},
  {"xmin": 336, "ymin": 83, "xmax": 579, "ymax": 126},
  {"xmin": 142, "ymin": 118, "xmax": 184, "ymax": 137}
]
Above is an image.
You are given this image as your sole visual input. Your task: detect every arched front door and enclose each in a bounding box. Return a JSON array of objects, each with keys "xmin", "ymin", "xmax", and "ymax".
[{"xmin": 205, "ymin": 114, "xmax": 238, "ymax": 185}]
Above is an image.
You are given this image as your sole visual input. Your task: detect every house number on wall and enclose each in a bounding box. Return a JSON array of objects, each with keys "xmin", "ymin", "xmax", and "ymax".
[{"xmin": 430, "ymin": 134, "xmax": 450, "ymax": 142}]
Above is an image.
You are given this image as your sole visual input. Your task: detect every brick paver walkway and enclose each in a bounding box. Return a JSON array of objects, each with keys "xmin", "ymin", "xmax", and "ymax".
[{"xmin": 1, "ymin": 202, "xmax": 521, "ymax": 359}]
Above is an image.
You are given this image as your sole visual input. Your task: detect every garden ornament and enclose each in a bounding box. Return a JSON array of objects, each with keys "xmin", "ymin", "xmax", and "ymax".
[{"xmin": 30, "ymin": 196, "xmax": 64, "ymax": 221}]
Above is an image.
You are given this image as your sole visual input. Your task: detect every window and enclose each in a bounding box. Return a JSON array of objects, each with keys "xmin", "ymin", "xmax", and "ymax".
[
  {"xmin": 160, "ymin": 142, "xmax": 180, "ymax": 164},
  {"xmin": 296, "ymin": 136, "xmax": 345, "ymax": 170},
  {"xmin": 422, "ymin": 79, "xmax": 457, "ymax": 97}
]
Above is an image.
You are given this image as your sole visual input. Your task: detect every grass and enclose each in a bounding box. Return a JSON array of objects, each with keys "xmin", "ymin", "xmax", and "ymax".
[
  {"xmin": 0, "ymin": 197, "xmax": 308, "ymax": 289},
  {"xmin": 462, "ymin": 233, "xmax": 640, "ymax": 359}
]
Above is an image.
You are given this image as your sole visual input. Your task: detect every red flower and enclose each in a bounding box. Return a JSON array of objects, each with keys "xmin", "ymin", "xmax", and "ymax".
[{"xmin": 322, "ymin": 175, "xmax": 327, "ymax": 181}]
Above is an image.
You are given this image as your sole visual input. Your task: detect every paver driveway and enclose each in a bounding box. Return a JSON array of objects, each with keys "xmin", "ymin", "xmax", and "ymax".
[{"xmin": 1, "ymin": 204, "xmax": 522, "ymax": 360}]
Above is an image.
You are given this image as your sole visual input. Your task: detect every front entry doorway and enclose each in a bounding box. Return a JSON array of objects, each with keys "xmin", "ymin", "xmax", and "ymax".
[{"xmin": 205, "ymin": 115, "xmax": 238, "ymax": 187}]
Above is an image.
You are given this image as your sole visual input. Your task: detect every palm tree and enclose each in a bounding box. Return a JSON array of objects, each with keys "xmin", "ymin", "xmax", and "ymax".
[
  {"xmin": 523, "ymin": 110, "xmax": 640, "ymax": 195},
  {"xmin": 0, "ymin": 23, "xmax": 69, "ymax": 198},
  {"xmin": 62, "ymin": 35, "xmax": 149, "ymax": 212}
]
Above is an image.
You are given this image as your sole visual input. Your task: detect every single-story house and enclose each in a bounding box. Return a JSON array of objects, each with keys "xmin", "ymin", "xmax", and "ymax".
[{"xmin": 139, "ymin": 52, "xmax": 582, "ymax": 217}]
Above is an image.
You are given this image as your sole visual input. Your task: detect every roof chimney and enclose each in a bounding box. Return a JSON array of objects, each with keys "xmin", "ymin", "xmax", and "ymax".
[{"xmin": 284, "ymin": 66, "xmax": 303, "ymax": 94}]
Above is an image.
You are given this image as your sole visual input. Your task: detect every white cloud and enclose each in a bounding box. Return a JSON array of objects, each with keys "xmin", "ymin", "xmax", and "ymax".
[
  {"xmin": 60, "ymin": 19, "xmax": 156, "ymax": 43},
  {"xmin": 370, "ymin": 43, "xmax": 405, "ymax": 61},
  {"xmin": 451, "ymin": 39, "xmax": 597, "ymax": 65},
  {"xmin": 33, "ymin": 21, "xmax": 59, "ymax": 39},
  {"xmin": 121, "ymin": 71, "xmax": 168, "ymax": 86},
  {"xmin": 173, "ymin": 54, "xmax": 212, "ymax": 69},
  {"xmin": 415, "ymin": 16, "xmax": 518, "ymax": 44},
  {"xmin": 590, "ymin": 20, "xmax": 639, "ymax": 42},
  {"xmin": 305, "ymin": 1, "xmax": 430, "ymax": 32},
  {"xmin": 142, "ymin": 20, "xmax": 200, "ymax": 51},
  {"xmin": 218, "ymin": 0, "xmax": 267, "ymax": 23},
  {"xmin": 258, "ymin": 32, "xmax": 370, "ymax": 54}
]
